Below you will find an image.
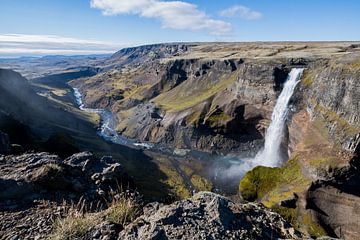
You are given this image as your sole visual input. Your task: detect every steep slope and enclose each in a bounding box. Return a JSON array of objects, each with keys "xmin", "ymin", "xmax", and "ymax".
[{"xmin": 0, "ymin": 68, "xmax": 98, "ymax": 155}]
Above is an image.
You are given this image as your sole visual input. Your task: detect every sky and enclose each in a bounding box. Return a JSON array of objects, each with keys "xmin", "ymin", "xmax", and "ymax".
[{"xmin": 0, "ymin": 0, "xmax": 359, "ymax": 57}]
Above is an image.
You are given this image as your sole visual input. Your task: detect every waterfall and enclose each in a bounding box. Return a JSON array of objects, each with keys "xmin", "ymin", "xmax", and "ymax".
[{"xmin": 253, "ymin": 68, "xmax": 304, "ymax": 167}]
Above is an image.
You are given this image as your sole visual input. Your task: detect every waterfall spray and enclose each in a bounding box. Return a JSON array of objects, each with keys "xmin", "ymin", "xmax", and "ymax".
[{"xmin": 254, "ymin": 68, "xmax": 304, "ymax": 167}]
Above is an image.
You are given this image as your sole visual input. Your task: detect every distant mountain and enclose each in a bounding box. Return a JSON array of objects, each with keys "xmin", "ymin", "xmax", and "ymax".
[{"xmin": 0, "ymin": 54, "xmax": 109, "ymax": 79}]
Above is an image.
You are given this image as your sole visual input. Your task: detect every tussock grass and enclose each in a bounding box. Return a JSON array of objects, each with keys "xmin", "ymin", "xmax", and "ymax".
[
  {"xmin": 50, "ymin": 192, "xmax": 142, "ymax": 240},
  {"xmin": 105, "ymin": 194, "xmax": 142, "ymax": 226}
]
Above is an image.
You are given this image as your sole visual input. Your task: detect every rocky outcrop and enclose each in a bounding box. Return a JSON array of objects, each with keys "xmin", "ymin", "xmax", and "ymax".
[
  {"xmin": 0, "ymin": 152, "xmax": 132, "ymax": 210},
  {"xmin": 305, "ymin": 155, "xmax": 360, "ymax": 239},
  {"xmin": 0, "ymin": 151, "xmax": 135, "ymax": 239},
  {"xmin": 120, "ymin": 191, "xmax": 301, "ymax": 239}
]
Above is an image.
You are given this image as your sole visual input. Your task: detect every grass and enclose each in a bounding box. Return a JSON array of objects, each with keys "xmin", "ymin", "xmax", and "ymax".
[
  {"xmin": 51, "ymin": 193, "xmax": 141, "ymax": 240},
  {"xmin": 52, "ymin": 213, "xmax": 101, "ymax": 240},
  {"xmin": 105, "ymin": 195, "xmax": 142, "ymax": 226},
  {"xmin": 347, "ymin": 60, "xmax": 360, "ymax": 71},
  {"xmin": 154, "ymin": 70, "xmax": 239, "ymax": 111}
]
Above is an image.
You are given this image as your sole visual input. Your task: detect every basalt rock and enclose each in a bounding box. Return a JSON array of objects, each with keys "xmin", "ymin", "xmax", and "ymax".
[{"xmin": 119, "ymin": 191, "xmax": 301, "ymax": 240}]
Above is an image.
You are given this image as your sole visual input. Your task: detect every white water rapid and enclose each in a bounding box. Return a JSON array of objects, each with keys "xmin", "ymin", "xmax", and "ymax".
[{"xmin": 253, "ymin": 68, "xmax": 304, "ymax": 167}]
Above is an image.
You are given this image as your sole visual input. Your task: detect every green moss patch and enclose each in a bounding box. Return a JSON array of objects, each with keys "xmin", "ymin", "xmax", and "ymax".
[
  {"xmin": 190, "ymin": 174, "xmax": 213, "ymax": 192},
  {"xmin": 207, "ymin": 112, "xmax": 232, "ymax": 128},
  {"xmin": 154, "ymin": 71, "xmax": 239, "ymax": 112},
  {"xmin": 239, "ymin": 156, "xmax": 310, "ymax": 206},
  {"xmin": 239, "ymin": 166, "xmax": 283, "ymax": 201},
  {"xmin": 301, "ymin": 212, "xmax": 327, "ymax": 238}
]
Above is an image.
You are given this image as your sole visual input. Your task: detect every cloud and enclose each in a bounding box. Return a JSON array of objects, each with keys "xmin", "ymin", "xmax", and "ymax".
[
  {"xmin": 219, "ymin": 5, "xmax": 262, "ymax": 20},
  {"xmin": 90, "ymin": 0, "xmax": 231, "ymax": 35},
  {"xmin": 0, "ymin": 34, "xmax": 125, "ymax": 57}
]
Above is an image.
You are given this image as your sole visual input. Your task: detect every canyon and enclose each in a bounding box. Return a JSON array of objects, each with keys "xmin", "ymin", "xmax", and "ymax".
[{"xmin": 0, "ymin": 42, "xmax": 359, "ymax": 239}]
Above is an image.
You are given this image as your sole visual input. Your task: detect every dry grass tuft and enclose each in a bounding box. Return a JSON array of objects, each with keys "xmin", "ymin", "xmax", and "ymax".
[
  {"xmin": 105, "ymin": 194, "xmax": 142, "ymax": 225},
  {"xmin": 50, "ymin": 192, "xmax": 142, "ymax": 240}
]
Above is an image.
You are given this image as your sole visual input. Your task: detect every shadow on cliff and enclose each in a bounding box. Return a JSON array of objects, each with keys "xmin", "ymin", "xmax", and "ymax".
[{"xmin": 0, "ymin": 69, "xmax": 172, "ymax": 200}]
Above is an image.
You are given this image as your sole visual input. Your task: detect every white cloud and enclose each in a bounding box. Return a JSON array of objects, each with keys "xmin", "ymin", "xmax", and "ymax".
[
  {"xmin": 219, "ymin": 5, "xmax": 262, "ymax": 20},
  {"xmin": 90, "ymin": 0, "xmax": 231, "ymax": 35},
  {"xmin": 0, "ymin": 34, "xmax": 126, "ymax": 56}
]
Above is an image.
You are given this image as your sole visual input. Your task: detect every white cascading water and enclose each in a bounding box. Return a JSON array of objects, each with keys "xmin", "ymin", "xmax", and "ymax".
[{"xmin": 253, "ymin": 68, "xmax": 304, "ymax": 167}]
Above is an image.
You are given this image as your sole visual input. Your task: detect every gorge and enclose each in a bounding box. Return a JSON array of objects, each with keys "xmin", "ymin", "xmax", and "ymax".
[{"xmin": 0, "ymin": 42, "xmax": 359, "ymax": 239}]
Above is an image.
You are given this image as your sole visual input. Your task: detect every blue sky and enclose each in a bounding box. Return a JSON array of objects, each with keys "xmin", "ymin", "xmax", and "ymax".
[{"xmin": 0, "ymin": 0, "xmax": 359, "ymax": 56}]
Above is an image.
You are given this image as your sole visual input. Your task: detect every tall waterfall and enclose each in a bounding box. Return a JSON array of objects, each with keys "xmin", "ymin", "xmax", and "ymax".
[{"xmin": 253, "ymin": 68, "xmax": 304, "ymax": 167}]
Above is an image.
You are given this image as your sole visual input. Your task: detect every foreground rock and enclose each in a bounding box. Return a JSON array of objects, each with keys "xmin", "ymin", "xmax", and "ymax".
[
  {"xmin": 0, "ymin": 151, "xmax": 133, "ymax": 239},
  {"xmin": 0, "ymin": 151, "xmax": 132, "ymax": 210},
  {"xmin": 120, "ymin": 191, "xmax": 301, "ymax": 240}
]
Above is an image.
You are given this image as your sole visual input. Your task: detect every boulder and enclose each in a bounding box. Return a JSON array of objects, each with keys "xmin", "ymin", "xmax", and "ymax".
[
  {"xmin": 0, "ymin": 152, "xmax": 132, "ymax": 209},
  {"xmin": 119, "ymin": 192, "xmax": 301, "ymax": 239}
]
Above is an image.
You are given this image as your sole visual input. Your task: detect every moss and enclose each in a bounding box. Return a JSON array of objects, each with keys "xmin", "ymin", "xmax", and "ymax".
[
  {"xmin": 190, "ymin": 174, "xmax": 213, "ymax": 191},
  {"xmin": 239, "ymin": 166, "xmax": 283, "ymax": 201},
  {"xmin": 302, "ymin": 212, "xmax": 327, "ymax": 238},
  {"xmin": 186, "ymin": 111, "xmax": 202, "ymax": 126},
  {"xmin": 207, "ymin": 112, "xmax": 232, "ymax": 127},
  {"xmin": 239, "ymin": 156, "xmax": 310, "ymax": 206},
  {"xmin": 157, "ymin": 158, "xmax": 191, "ymax": 199},
  {"xmin": 272, "ymin": 206, "xmax": 299, "ymax": 229}
]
